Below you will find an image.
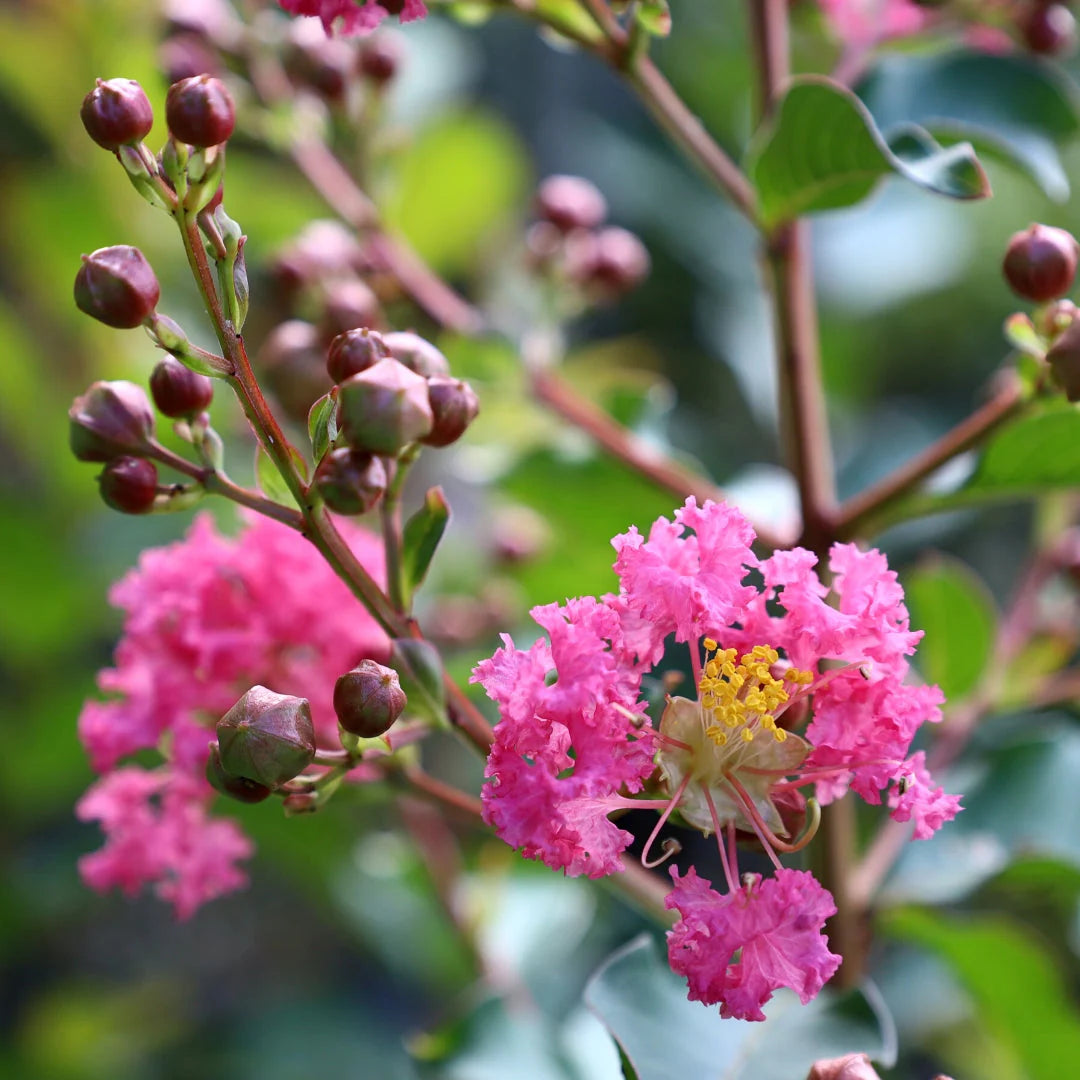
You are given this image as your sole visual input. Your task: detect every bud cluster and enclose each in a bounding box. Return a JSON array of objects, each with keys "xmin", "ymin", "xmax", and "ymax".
[{"xmin": 527, "ymin": 174, "xmax": 650, "ymax": 301}]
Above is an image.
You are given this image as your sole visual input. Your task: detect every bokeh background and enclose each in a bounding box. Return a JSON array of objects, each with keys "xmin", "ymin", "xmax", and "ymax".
[{"xmin": 3, "ymin": 0, "xmax": 1080, "ymax": 1076}]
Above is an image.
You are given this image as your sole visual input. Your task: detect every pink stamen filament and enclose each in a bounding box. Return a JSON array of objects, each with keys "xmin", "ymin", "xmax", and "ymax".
[
  {"xmin": 722, "ymin": 778, "xmax": 783, "ymax": 871},
  {"xmin": 725, "ymin": 772, "xmax": 819, "ymax": 856},
  {"xmin": 702, "ymin": 785, "xmax": 739, "ymax": 892},
  {"xmin": 726, "ymin": 821, "xmax": 737, "ymax": 877},
  {"xmin": 658, "ymin": 732, "xmax": 693, "ymax": 752},
  {"xmin": 639, "ymin": 772, "xmax": 691, "ymax": 870}
]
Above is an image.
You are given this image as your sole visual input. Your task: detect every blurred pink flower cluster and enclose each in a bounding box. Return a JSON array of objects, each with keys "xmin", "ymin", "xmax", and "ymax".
[
  {"xmin": 77, "ymin": 514, "xmax": 387, "ymax": 918},
  {"xmin": 278, "ymin": 0, "xmax": 426, "ymax": 36},
  {"xmin": 473, "ymin": 497, "xmax": 960, "ymax": 1019}
]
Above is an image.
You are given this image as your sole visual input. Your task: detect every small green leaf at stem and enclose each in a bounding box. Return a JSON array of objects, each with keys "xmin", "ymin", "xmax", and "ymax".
[
  {"xmin": 389, "ymin": 638, "xmax": 447, "ymax": 727},
  {"xmin": 402, "ymin": 486, "xmax": 450, "ymax": 603},
  {"xmin": 1004, "ymin": 312, "xmax": 1047, "ymax": 359},
  {"xmin": 255, "ymin": 444, "xmax": 308, "ymax": 509},
  {"xmin": 308, "ymin": 389, "xmax": 339, "ymax": 465},
  {"xmin": 746, "ymin": 77, "xmax": 990, "ymax": 229},
  {"xmin": 635, "ymin": 0, "xmax": 671, "ymax": 37}
]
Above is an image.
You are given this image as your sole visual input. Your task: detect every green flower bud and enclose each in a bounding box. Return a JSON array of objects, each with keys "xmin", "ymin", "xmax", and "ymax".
[
  {"xmin": 338, "ymin": 358, "xmax": 433, "ymax": 455},
  {"xmin": 216, "ymin": 685, "xmax": 316, "ymax": 789},
  {"xmin": 382, "ymin": 331, "xmax": 450, "ymax": 377},
  {"xmin": 206, "ymin": 742, "xmax": 273, "ymax": 803}
]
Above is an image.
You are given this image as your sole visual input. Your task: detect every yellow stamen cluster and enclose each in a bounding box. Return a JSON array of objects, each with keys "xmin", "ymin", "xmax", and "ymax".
[{"xmin": 698, "ymin": 638, "xmax": 812, "ymax": 747}]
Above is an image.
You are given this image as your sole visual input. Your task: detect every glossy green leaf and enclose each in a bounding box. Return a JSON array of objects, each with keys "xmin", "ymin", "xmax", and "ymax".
[
  {"xmin": 583, "ymin": 935, "xmax": 894, "ymax": 1080},
  {"xmin": 883, "ymin": 907, "xmax": 1080, "ymax": 1080},
  {"xmin": 402, "ymin": 486, "xmax": 450, "ymax": 601},
  {"xmin": 307, "ymin": 389, "xmax": 338, "ymax": 465},
  {"xmin": 969, "ymin": 403, "xmax": 1080, "ymax": 494},
  {"xmin": 858, "ymin": 51, "xmax": 1080, "ymax": 200},
  {"xmin": 905, "ymin": 556, "xmax": 997, "ymax": 700},
  {"xmin": 746, "ymin": 78, "xmax": 990, "ymax": 229}
]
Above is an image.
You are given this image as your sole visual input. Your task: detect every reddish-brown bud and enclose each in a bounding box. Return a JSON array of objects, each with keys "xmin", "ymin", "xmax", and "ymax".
[
  {"xmin": 1003, "ymin": 223, "xmax": 1079, "ymax": 302},
  {"xmin": 313, "ymin": 447, "xmax": 388, "ymax": 515},
  {"xmin": 165, "ymin": 74, "xmax": 235, "ymax": 147},
  {"xmin": 257, "ymin": 320, "xmax": 333, "ymax": 422},
  {"xmin": 1047, "ymin": 318, "xmax": 1080, "ymax": 401},
  {"xmin": 160, "ymin": 34, "xmax": 223, "ymax": 84},
  {"xmin": 338, "ymin": 358, "xmax": 434, "ymax": 454},
  {"xmin": 382, "ymin": 330, "xmax": 450, "ymax": 378},
  {"xmin": 81, "ymin": 78, "xmax": 154, "ymax": 151},
  {"xmin": 206, "ymin": 742, "xmax": 273, "ymax": 803},
  {"xmin": 806, "ymin": 1053, "xmax": 881, "ymax": 1080},
  {"xmin": 567, "ymin": 227, "xmax": 650, "ymax": 295},
  {"xmin": 334, "ymin": 660, "xmax": 407, "ymax": 738},
  {"xmin": 217, "ymin": 685, "xmax": 316, "ymax": 789},
  {"xmin": 359, "ymin": 33, "xmax": 404, "ymax": 84},
  {"xmin": 422, "ymin": 375, "xmax": 480, "ymax": 447},
  {"xmin": 69, "ymin": 380, "xmax": 156, "ymax": 462},
  {"xmin": 327, "ymin": 327, "xmax": 391, "ymax": 383},
  {"xmin": 98, "ymin": 456, "xmax": 158, "ymax": 514},
  {"xmin": 74, "ymin": 246, "xmax": 160, "ymax": 329},
  {"xmin": 536, "ymin": 174, "xmax": 607, "ymax": 233},
  {"xmin": 285, "ymin": 20, "xmax": 357, "ymax": 102},
  {"xmin": 1019, "ymin": 2, "xmax": 1076, "ymax": 55},
  {"xmin": 319, "ymin": 279, "xmax": 383, "ymax": 342},
  {"xmin": 150, "ymin": 356, "xmax": 214, "ymax": 418}
]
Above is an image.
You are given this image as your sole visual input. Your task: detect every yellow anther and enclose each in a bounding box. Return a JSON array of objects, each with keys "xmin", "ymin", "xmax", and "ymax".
[
  {"xmin": 705, "ymin": 725, "xmax": 728, "ymax": 746},
  {"xmin": 773, "ymin": 728, "xmax": 788, "ymax": 742},
  {"xmin": 741, "ymin": 728, "xmax": 754, "ymax": 743},
  {"xmin": 703, "ymin": 637, "xmax": 718, "ymax": 652}
]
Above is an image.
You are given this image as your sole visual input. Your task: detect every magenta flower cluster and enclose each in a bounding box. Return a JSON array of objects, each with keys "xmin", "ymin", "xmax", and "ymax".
[
  {"xmin": 473, "ymin": 498, "xmax": 960, "ymax": 1020},
  {"xmin": 77, "ymin": 514, "xmax": 387, "ymax": 918},
  {"xmin": 279, "ymin": 0, "xmax": 427, "ymax": 36}
]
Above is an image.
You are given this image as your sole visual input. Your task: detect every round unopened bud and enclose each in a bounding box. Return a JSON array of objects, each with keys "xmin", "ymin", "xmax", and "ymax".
[
  {"xmin": 319, "ymin": 279, "xmax": 383, "ymax": 342},
  {"xmin": 1046, "ymin": 318, "xmax": 1080, "ymax": 401},
  {"xmin": 98, "ymin": 456, "xmax": 158, "ymax": 513},
  {"xmin": 285, "ymin": 19, "xmax": 357, "ymax": 102},
  {"xmin": 81, "ymin": 78, "xmax": 154, "ymax": 151},
  {"xmin": 806, "ymin": 1053, "xmax": 881, "ymax": 1080},
  {"xmin": 165, "ymin": 74, "xmax": 235, "ymax": 147},
  {"xmin": 382, "ymin": 330, "xmax": 450, "ymax": 378},
  {"xmin": 206, "ymin": 742, "xmax": 273, "ymax": 803},
  {"xmin": 334, "ymin": 660, "xmax": 407, "ymax": 738},
  {"xmin": 314, "ymin": 447, "xmax": 387, "ymax": 514},
  {"xmin": 359, "ymin": 33, "xmax": 403, "ymax": 84},
  {"xmin": 327, "ymin": 327, "xmax": 390, "ymax": 383},
  {"xmin": 1003, "ymin": 223, "xmax": 1079, "ymax": 302},
  {"xmin": 217, "ymin": 685, "xmax": 316, "ymax": 789},
  {"xmin": 258, "ymin": 319, "xmax": 333, "ymax": 422},
  {"xmin": 69, "ymin": 380, "xmax": 156, "ymax": 462},
  {"xmin": 1019, "ymin": 2, "xmax": 1076, "ymax": 55},
  {"xmin": 567, "ymin": 227, "xmax": 650, "ymax": 295},
  {"xmin": 271, "ymin": 220, "xmax": 366, "ymax": 299},
  {"xmin": 536, "ymin": 174, "xmax": 607, "ymax": 233},
  {"xmin": 150, "ymin": 356, "xmax": 214, "ymax": 418},
  {"xmin": 422, "ymin": 375, "xmax": 480, "ymax": 447},
  {"xmin": 74, "ymin": 246, "xmax": 160, "ymax": 328},
  {"xmin": 338, "ymin": 358, "xmax": 434, "ymax": 455}
]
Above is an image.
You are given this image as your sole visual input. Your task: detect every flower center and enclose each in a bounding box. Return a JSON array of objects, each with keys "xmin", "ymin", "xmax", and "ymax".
[{"xmin": 697, "ymin": 638, "xmax": 813, "ymax": 747}]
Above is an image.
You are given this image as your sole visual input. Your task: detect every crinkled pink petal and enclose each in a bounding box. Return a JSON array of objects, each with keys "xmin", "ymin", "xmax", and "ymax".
[
  {"xmin": 277, "ymin": 0, "xmax": 426, "ymax": 35},
  {"xmin": 666, "ymin": 867, "xmax": 841, "ymax": 1021},
  {"xmin": 887, "ymin": 750, "xmax": 962, "ymax": 839}
]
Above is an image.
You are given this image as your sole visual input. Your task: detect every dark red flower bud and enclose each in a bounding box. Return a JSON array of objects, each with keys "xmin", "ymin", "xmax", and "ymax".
[
  {"xmin": 285, "ymin": 19, "xmax": 357, "ymax": 102},
  {"xmin": 422, "ymin": 375, "xmax": 479, "ymax": 447},
  {"xmin": 165, "ymin": 74, "xmax": 235, "ymax": 147},
  {"xmin": 359, "ymin": 34, "xmax": 403, "ymax": 84},
  {"xmin": 327, "ymin": 327, "xmax": 390, "ymax": 383},
  {"xmin": 567, "ymin": 227, "xmax": 650, "ymax": 295},
  {"xmin": 98, "ymin": 456, "xmax": 158, "ymax": 514},
  {"xmin": 69, "ymin": 380, "xmax": 156, "ymax": 462},
  {"xmin": 217, "ymin": 685, "xmax": 316, "ymax": 789},
  {"xmin": 338, "ymin": 358, "xmax": 434, "ymax": 454},
  {"xmin": 149, "ymin": 356, "xmax": 214, "ymax": 418},
  {"xmin": 257, "ymin": 320, "xmax": 333, "ymax": 422},
  {"xmin": 334, "ymin": 660, "xmax": 407, "ymax": 738},
  {"xmin": 319, "ymin": 279, "xmax": 383, "ymax": 342},
  {"xmin": 382, "ymin": 330, "xmax": 450, "ymax": 377},
  {"xmin": 81, "ymin": 78, "xmax": 154, "ymax": 151},
  {"xmin": 206, "ymin": 742, "xmax": 273, "ymax": 803},
  {"xmin": 1003, "ymin": 223, "xmax": 1079, "ymax": 302},
  {"xmin": 1019, "ymin": 2, "xmax": 1076, "ymax": 55},
  {"xmin": 74, "ymin": 245, "xmax": 160, "ymax": 329},
  {"xmin": 313, "ymin": 447, "xmax": 388, "ymax": 514},
  {"xmin": 1046, "ymin": 318, "xmax": 1080, "ymax": 401},
  {"xmin": 536, "ymin": 174, "xmax": 607, "ymax": 233}
]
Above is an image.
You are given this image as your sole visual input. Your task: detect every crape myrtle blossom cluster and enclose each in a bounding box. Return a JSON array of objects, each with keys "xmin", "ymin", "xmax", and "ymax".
[
  {"xmin": 77, "ymin": 513, "xmax": 388, "ymax": 918},
  {"xmin": 473, "ymin": 497, "xmax": 961, "ymax": 1020},
  {"xmin": 279, "ymin": 0, "xmax": 426, "ymax": 36}
]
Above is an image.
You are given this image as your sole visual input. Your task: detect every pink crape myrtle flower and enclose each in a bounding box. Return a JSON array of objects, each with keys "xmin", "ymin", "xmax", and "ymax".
[
  {"xmin": 818, "ymin": 0, "xmax": 929, "ymax": 47},
  {"xmin": 77, "ymin": 513, "xmax": 387, "ymax": 917},
  {"xmin": 473, "ymin": 497, "xmax": 960, "ymax": 1019},
  {"xmin": 278, "ymin": 0, "xmax": 426, "ymax": 36}
]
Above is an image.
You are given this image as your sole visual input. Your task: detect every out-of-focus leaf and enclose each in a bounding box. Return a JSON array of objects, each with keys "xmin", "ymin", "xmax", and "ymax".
[
  {"xmin": 383, "ymin": 112, "xmax": 528, "ymax": 275},
  {"xmin": 307, "ymin": 389, "xmax": 338, "ymax": 465},
  {"xmin": 968, "ymin": 403, "xmax": 1080, "ymax": 494},
  {"xmin": 746, "ymin": 78, "xmax": 990, "ymax": 229},
  {"xmin": 402, "ymin": 486, "xmax": 450, "ymax": 600},
  {"xmin": 389, "ymin": 638, "xmax": 447, "ymax": 725},
  {"xmin": 535, "ymin": 0, "xmax": 605, "ymax": 44},
  {"xmin": 858, "ymin": 51, "xmax": 1080, "ymax": 200},
  {"xmin": 254, "ymin": 444, "xmax": 305, "ymax": 509},
  {"xmin": 883, "ymin": 906, "xmax": 1080, "ymax": 1080},
  {"xmin": 636, "ymin": 0, "xmax": 672, "ymax": 37},
  {"xmin": 583, "ymin": 935, "xmax": 894, "ymax": 1080},
  {"xmin": 1004, "ymin": 313, "xmax": 1045, "ymax": 359},
  {"xmin": 904, "ymin": 556, "xmax": 997, "ymax": 700}
]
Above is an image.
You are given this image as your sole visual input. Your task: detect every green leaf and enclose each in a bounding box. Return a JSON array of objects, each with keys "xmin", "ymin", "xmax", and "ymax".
[
  {"xmin": 307, "ymin": 389, "xmax": 338, "ymax": 465},
  {"xmin": 636, "ymin": 0, "xmax": 671, "ymax": 37},
  {"xmin": 402, "ymin": 486, "xmax": 450, "ymax": 601},
  {"xmin": 254, "ymin": 444, "xmax": 306, "ymax": 509},
  {"xmin": 968, "ymin": 403, "xmax": 1080, "ymax": 494},
  {"xmin": 857, "ymin": 50, "xmax": 1080, "ymax": 200},
  {"xmin": 1004, "ymin": 313, "xmax": 1045, "ymax": 359},
  {"xmin": 746, "ymin": 77, "xmax": 990, "ymax": 229},
  {"xmin": 904, "ymin": 556, "xmax": 997, "ymax": 700},
  {"xmin": 389, "ymin": 638, "xmax": 447, "ymax": 726},
  {"xmin": 883, "ymin": 907, "xmax": 1080, "ymax": 1080},
  {"xmin": 583, "ymin": 935, "xmax": 894, "ymax": 1080}
]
